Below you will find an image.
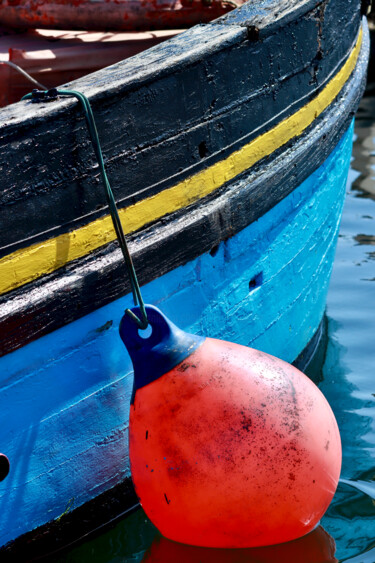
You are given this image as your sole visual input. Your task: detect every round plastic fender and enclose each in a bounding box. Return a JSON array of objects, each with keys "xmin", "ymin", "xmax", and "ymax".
[{"xmin": 120, "ymin": 306, "xmax": 341, "ymax": 548}]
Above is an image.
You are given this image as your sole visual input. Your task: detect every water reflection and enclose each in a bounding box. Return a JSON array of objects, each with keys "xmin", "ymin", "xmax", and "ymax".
[
  {"xmin": 340, "ymin": 478, "xmax": 375, "ymax": 499},
  {"xmin": 354, "ymin": 234, "xmax": 375, "ymax": 245},
  {"xmin": 318, "ymin": 81, "xmax": 375, "ymax": 559},
  {"xmin": 141, "ymin": 526, "xmax": 337, "ymax": 563},
  {"xmin": 341, "ymin": 545, "xmax": 375, "ymax": 563},
  {"xmin": 351, "ymin": 89, "xmax": 375, "ymax": 200}
]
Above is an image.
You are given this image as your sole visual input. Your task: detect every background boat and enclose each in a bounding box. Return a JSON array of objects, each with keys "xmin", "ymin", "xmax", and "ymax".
[
  {"xmin": 0, "ymin": 0, "xmax": 370, "ymax": 556},
  {"xmin": 0, "ymin": 28, "xmax": 184, "ymax": 107},
  {"xmin": 0, "ymin": 0, "xmax": 242, "ymax": 31},
  {"xmin": 0, "ymin": 0, "xmax": 245, "ymax": 106}
]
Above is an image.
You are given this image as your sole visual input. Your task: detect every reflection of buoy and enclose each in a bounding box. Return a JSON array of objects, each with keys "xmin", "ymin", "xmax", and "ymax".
[
  {"xmin": 141, "ymin": 525, "xmax": 338, "ymax": 563},
  {"xmin": 120, "ymin": 306, "xmax": 342, "ymax": 548}
]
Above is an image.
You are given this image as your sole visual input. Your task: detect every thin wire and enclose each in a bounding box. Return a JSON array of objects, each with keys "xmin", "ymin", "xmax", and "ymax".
[
  {"xmin": 222, "ymin": 0, "xmax": 240, "ymax": 7},
  {"xmin": 1, "ymin": 61, "xmax": 47, "ymax": 90},
  {"xmin": 22, "ymin": 89, "xmax": 148, "ymax": 330}
]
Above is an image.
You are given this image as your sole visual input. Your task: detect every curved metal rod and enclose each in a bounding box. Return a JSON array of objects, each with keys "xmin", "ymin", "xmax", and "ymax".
[{"xmin": 0, "ymin": 60, "xmax": 47, "ymax": 91}]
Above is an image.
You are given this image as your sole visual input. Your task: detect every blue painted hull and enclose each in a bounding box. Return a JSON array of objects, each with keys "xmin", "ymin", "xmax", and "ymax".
[{"xmin": 0, "ymin": 123, "xmax": 353, "ymax": 547}]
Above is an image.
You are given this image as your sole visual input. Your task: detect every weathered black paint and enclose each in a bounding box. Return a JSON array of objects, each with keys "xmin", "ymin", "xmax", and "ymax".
[
  {"xmin": 0, "ymin": 26, "xmax": 369, "ymax": 357},
  {"xmin": 0, "ymin": 0, "xmax": 361, "ymax": 255}
]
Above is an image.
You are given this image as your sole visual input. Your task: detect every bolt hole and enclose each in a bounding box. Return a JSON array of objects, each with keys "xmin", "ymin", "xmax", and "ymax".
[
  {"xmin": 198, "ymin": 141, "xmax": 209, "ymax": 158},
  {"xmin": 249, "ymin": 272, "xmax": 263, "ymax": 291},
  {"xmin": 0, "ymin": 454, "xmax": 10, "ymax": 482},
  {"xmin": 247, "ymin": 26, "xmax": 260, "ymax": 41},
  {"xmin": 138, "ymin": 325, "xmax": 153, "ymax": 339},
  {"xmin": 210, "ymin": 244, "xmax": 220, "ymax": 257}
]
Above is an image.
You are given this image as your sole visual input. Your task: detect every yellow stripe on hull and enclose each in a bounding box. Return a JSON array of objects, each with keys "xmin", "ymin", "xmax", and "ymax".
[{"xmin": 0, "ymin": 27, "xmax": 363, "ymax": 296}]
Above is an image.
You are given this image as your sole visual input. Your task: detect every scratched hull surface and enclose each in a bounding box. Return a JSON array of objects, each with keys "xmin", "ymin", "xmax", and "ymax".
[{"xmin": 0, "ymin": 0, "xmax": 369, "ymax": 553}]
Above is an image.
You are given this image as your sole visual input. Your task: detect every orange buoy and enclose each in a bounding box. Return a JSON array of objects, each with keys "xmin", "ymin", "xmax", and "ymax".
[{"xmin": 120, "ymin": 306, "xmax": 341, "ymax": 548}]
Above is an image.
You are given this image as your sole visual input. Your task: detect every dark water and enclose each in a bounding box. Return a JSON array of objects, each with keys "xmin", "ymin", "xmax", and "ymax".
[
  {"xmin": 52, "ymin": 88, "xmax": 375, "ymax": 563},
  {"xmin": 319, "ymin": 85, "xmax": 375, "ymax": 561}
]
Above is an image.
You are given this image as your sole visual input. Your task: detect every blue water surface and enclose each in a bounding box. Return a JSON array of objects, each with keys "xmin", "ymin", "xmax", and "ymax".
[
  {"xmin": 320, "ymin": 89, "xmax": 375, "ymax": 561},
  {"xmin": 52, "ymin": 89, "xmax": 375, "ymax": 563}
]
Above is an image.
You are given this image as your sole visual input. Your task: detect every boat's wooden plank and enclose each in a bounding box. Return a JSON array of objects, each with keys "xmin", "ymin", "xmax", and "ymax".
[
  {"xmin": 0, "ymin": 24, "xmax": 364, "ymax": 305},
  {"xmin": 0, "ymin": 0, "xmax": 360, "ymax": 256},
  {"xmin": 0, "ymin": 21, "xmax": 363, "ymax": 294},
  {"xmin": 211, "ymin": 0, "xmax": 320, "ymax": 35}
]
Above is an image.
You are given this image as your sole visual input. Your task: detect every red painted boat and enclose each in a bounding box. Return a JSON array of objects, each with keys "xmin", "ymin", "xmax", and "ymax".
[
  {"xmin": 0, "ymin": 0, "xmax": 243, "ymax": 107},
  {"xmin": 0, "ymin": 28, "xmax": 183, "ymax": 106},
  {"xmin": 0, "ymin": 0, "xmax": 240, "ymax": 31}
]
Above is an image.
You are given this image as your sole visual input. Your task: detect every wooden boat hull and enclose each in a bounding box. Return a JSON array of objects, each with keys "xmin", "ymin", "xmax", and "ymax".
[{"xmin": 0, "ymin": 0, "xmax": 369, "ymax": 553}]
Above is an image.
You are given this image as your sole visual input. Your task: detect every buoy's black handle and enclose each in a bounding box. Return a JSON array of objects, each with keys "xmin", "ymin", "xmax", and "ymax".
[{"xmin": 119, "ymin": 305, "xmax": 204, "ymax": 402}]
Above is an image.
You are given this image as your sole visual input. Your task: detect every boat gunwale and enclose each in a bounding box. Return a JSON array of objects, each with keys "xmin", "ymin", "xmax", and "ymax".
[
  {"xmin": 0, "ymin": 1, "xmax": 332, "ymax": 127},
  {"xmin": 0, "ymin": 33, "xmax": 361, "ymax": 259},
  {"xmin": 0, "ymin": 0, "xmax": 362, "ymax": 264},
  {"xmin": 0, "ymin": 11, "xmax": 364, "ymax": 258}
]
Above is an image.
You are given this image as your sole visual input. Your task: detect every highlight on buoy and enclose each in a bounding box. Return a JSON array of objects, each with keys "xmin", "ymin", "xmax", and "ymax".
[{"xmin": 120, "ymin": 305, "xmax": 342, "ymax": 548}]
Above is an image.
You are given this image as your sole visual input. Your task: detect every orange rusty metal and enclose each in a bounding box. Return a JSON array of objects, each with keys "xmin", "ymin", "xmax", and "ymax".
[{"xmin": 0, "ymin": 0, "xmax": 242, "ymax": 31}]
